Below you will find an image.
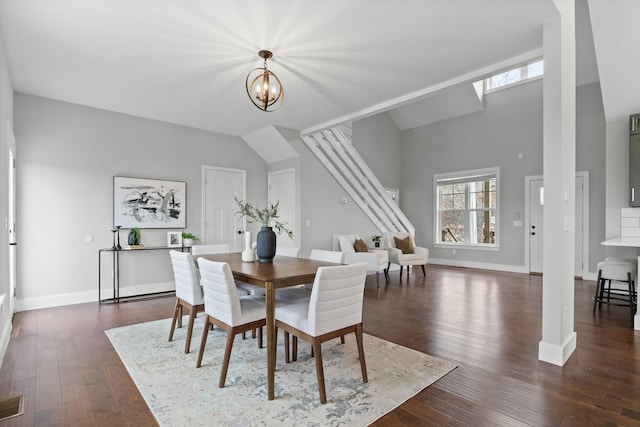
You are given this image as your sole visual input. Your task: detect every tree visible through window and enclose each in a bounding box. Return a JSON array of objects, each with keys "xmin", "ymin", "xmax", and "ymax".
[
  {"xmin": 435, "ymin": 168, "xmax": 499, "ymax": 247},
  {"xmin": 485, "ymin": 59, "xmax": 543, "ymax": 93}
]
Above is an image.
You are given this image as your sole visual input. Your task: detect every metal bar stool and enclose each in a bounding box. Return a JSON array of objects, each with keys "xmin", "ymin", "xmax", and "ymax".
[{"xmin": 593, "ymin": 260, "xmax": 637, "ymax": 325}]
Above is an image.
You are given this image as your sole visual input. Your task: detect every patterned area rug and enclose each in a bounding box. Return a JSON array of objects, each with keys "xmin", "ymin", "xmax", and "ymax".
[{"xmin": 105, "ymin": 317, "xmax": 456, "ymax": 426}]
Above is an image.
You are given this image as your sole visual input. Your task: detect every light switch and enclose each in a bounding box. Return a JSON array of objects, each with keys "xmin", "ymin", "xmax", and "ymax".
[{"xmin": 306, "ymin": 219, "xmax": 311, "ymax": 227}]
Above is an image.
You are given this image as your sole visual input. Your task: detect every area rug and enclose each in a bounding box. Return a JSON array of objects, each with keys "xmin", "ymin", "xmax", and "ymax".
[{"xmin": 105, "ymin": 317, "xmax": 456, "ymax": 426}]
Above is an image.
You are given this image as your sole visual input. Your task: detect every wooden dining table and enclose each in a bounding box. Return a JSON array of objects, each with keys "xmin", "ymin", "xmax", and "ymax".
[{"xmin": 195, "ymin": 252, "xmax": 338, "ymax": 400}]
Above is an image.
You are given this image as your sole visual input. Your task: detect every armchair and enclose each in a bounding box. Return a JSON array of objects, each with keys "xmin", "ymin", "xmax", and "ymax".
[
  {"xmin": 382, "ymin": 232, "xmax": 428, "ymax": 277},
  {"xmin": 337, "ymin": 234, "xmax": 389, "ymax": 287}
]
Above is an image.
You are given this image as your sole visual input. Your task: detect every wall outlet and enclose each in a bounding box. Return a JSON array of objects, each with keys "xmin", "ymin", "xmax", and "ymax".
[
  {"xmin": 305, "ymin": 219, "xmax": 311, "ymax": 227},
  {"xmin": 513, "ymin": 220, "xmax": 523, "ymax": 227}
]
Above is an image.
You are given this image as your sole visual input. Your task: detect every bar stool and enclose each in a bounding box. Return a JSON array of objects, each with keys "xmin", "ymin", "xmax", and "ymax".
[{"xmin": 593, "ymin": 260, "xmax": 637, "ymax": 325}]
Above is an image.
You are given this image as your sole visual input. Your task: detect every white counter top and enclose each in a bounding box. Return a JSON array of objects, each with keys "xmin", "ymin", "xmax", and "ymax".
[{"xmin": 601, "ymin": 237, "xmax": 640, "ymax": 247}]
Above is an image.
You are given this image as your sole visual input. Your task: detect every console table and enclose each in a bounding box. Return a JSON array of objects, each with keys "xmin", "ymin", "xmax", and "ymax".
[{"xmin": 98, "ymin": 246, "xmax": 189, "ymax": 303}]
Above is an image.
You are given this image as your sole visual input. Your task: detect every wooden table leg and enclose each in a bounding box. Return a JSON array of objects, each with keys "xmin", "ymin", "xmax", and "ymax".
[{"xmin": 266, "ymin": 281, "xmax": 275, "ymax": 400}]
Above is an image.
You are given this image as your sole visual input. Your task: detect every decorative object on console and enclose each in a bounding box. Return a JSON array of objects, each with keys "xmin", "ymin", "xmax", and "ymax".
[
  {"xmin": 113, "ymin": 176, "xmax": 186, "ymax": 229},
  {"xmin": 167, "ymin": 231, "xmax": 182, "ymax": 248},
  {"xmin": 128, "ymin": 227, "xmax": 141, "ymax": 246},
  {"xmin": 115, "ymin": 225, "xmax": 122, "ymax": 250},
  {"xmin": 245, "ymin": 50, "xmax": 284, "ymax": 112},
  {"xmin": 181, "ymin": 232, "xmax": 199, "ymax": 247},
  {"xmin": 242, "ymin": 231, "xmax": 255, "ymax": 262},
  {"xmin": 111, "ymin": 228, "xmax": 118, "ymax": 250},
  {"xmin": 235, "ymin": 198, "xmax": 293, "ymax": 263},
  {"xmin": 372, "ymin": 234, "xmax": 381, "ymax": 248}
]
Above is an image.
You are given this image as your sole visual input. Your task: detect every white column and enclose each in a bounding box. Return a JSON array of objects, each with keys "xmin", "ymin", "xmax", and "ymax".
[{"xmin": 538, "ymin": 0, "xmax": 577, "ymax": 366}]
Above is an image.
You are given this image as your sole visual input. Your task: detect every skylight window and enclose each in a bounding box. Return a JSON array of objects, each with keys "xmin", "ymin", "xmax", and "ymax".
[{"xmin": 485, "ymin": 60, "xmax": 544, "ymax": 93}]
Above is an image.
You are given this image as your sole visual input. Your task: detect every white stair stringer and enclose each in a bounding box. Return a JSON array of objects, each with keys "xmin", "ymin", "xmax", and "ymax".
[{"xmin": 302, "ymin": 127, "xmax": 415, "ymax": 236}]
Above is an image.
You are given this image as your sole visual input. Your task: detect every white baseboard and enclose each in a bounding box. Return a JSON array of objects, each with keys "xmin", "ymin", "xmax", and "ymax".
[
  {"xmin": 428, "ymin": 258, "xmax": 529, "ymax": 274},
  {"xmin": 0, "ymin": 298, "xmax": 11, "ymax": 370},
  {"xmin": 16, "ymin": 281, "xmax": 175, "ymax": 312},
  {"xmin": 429, "ymin": 258, "xmax": 596, "ymax": 280},
  {"xmin": 538, "ymin": 332, "xmax": 577, "ymax": 366}
]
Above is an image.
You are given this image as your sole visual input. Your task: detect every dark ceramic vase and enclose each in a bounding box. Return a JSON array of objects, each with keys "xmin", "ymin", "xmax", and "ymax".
[{"xmin": 256, "ymin": 226, "xmax": 276, "ymax": 263}]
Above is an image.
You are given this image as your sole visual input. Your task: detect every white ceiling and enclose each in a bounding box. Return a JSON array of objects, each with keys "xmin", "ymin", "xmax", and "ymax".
[{"xmin": 0, "ymin": 0, "xmax": 623, "ymax": 138}]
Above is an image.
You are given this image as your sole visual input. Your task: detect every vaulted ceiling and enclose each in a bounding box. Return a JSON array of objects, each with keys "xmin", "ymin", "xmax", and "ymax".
[{"xmin": 0, "ymin": 0, "xmax": 631, "ymax": 138}]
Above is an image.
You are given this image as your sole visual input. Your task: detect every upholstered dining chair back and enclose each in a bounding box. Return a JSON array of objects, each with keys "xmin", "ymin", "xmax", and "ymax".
[
  {"xmin": 309, "ymin": 249, "xmax": 344, "ymax": 264},
  {"xmin": 197, "ymin": 259, "xmax": 243, "ymax": 326},
  {"xmin": 169, "ymin": 250, "xmax": 203, "ymax": 306},
  {"xmin": 308, "ymin": 262, "xmax": 368, "ymax": 336},
  {"xmin": 191, "ymin": 244, "xmax": 230, "ymax": 256},
  {"xmin": 276, "ymin": 246, "xmax": 301, "ymax": 257}
]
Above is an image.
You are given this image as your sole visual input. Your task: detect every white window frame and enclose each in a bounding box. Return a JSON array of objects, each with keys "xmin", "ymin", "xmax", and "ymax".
[
  {"xmin": 484, "ymin": 59, "xmax": 544, "ymax": 94},
  {"xmin": 434, "ymin": 167, "xmax": 500, "ymax": 251}
]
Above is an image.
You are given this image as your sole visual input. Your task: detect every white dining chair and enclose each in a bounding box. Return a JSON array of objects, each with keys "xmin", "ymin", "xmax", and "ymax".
[
  {"xmin": 168, "ymin": 250, "xmax": 204, "ymax": 354},
  {"xmin": 276, "ymin": 246, "xmax": 300, "ymax": 257},
  {"xmin": 191, "ymin": 243, "xmax": 264, "ymax": 296},
  {"xmin": 196, "ymin": 258, "xmax": 268, "ymax": 388},
  {"xmin": 275, "ymin": 262, "xmax": 369, "ymax": 403},
  {"xmin": 276, "ymin": 249, "xmax": 344, "ymax": 304}
]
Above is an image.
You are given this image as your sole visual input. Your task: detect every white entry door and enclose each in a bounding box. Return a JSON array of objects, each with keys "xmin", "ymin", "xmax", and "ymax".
[
  {"xmin": 7, "ymin": 122, "xmax": 16, "ymax": 315},
  {"xmin": 528, "ymin": 175, "xmax": 585, "ymax": 276},
  {"xmin": 268, "ymin": 168, "xmax": 296, "ymax": 248},
  {"xmin": 202, "ymin": 166, "xmax": 246, "ymax": 252}
]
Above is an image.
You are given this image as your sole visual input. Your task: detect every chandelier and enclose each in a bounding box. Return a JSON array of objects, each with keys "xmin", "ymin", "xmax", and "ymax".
[{"xmin": 245, "ymin": 50, "xmax": 284, "ymax": 112}]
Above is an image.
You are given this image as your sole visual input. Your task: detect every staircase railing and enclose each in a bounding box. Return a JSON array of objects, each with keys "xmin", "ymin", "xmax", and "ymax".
[{"xmin": 302, "ymin": 126, "xmax": 415, "ymax": 236}]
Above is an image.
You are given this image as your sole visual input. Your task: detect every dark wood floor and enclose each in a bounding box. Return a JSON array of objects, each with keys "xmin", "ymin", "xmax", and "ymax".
[{"xmin": 1, "ymin": 265, "xmax": 639, "ymax": 426}]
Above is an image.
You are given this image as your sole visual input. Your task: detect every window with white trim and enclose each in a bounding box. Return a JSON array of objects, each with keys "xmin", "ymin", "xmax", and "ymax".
[
  {"xmin": 484, "ymin": 59, "xmax": 543, "ymax": 93},
  {"xmin": 435, "ymin": 168, "xmax": 499, "ymax": 248}
]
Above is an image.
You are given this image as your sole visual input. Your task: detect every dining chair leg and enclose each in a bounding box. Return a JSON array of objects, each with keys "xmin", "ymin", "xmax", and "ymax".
[
  {"xmin": 312, "ymin": 339, "xmax": 327, "ymax": 404},
  {"xmin": 219, "ymin": 331, "xmax": 236, "ymax": 388},
  {"xmin": 376, "ymin": 271, "xmax": 380, "ymax": 289},
  {"xmin": 293, "ymin": 336, "xmax": 298, "ymax": 361},
  {"xmin": 355, "ymin": 323, "xmax": 368, "ymax": 383},
  {"xmin": 258, "ymin": 326, "xmax": 263, "ymax": 349},
  {"xmin": 196, "ymin": 316, "xmax": 211, "ymax": 368},
  {"xmin": 168, "ymin": 299, "xmax": 180, "ymax": 342},
  {"xmin": 284, "ymin": 331, "xmax": 290, "ymax": 363},
  {"xmin": 340, "ymin": 335, "xmax": 345, "ymax": 344},
  {"xmin": 185, "ymin": 305, "xmax": 197, "ymax": 354},
  {"xmin": 177, "ymin": 303, "xmax": 183, "ymax": 329}
]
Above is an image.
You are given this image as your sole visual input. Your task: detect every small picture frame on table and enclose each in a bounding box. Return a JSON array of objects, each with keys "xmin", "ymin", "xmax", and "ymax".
[{"xmin": 167, "ymin": 231, "xmax": 182, "ymax": 248}]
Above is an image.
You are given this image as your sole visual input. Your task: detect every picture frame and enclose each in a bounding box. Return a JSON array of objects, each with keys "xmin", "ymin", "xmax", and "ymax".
[
  {"xmin": 113, "ymin": 176, "xmax": 186, "ymax": 229},
  {"xmin": 167, "ymin": 231, "xmax": 183, "ymax": 248}
]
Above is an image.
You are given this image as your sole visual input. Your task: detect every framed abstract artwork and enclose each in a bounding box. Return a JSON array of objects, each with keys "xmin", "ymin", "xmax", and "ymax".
[{"xmin": 113, "ymin": 176, "xmax": 186, "ymax": 229}]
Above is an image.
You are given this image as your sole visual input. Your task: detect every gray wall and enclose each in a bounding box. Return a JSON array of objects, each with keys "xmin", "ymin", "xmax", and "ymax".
[
  {"xmin": 576, "ymin": 82, "xmax": 606, "ymax": 269},
  {"xmin": 0, "ymin": 30, "xmax": 14, "ymax": 361},
  {"xmin": 401, "ymin": 80, "xmax": 605, "ymax": 273},
  {"xmin": 14, "ymin": 94, "xmax": 267, "ymax": 309}
]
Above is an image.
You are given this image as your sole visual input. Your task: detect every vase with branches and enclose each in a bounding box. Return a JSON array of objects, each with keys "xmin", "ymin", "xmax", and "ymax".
[{"xmin": 235, "ymin": 198, "xmax": 293, "ymax": 263}]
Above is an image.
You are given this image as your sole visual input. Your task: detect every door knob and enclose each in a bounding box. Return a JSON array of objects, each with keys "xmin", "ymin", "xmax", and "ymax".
[
  {"xmin": 531, "ymin": 232, "xmax": 536, "ymax": 236},
  {"xmin": 237, "ymin": 230, "xmax": 243, "ymax": 235}
]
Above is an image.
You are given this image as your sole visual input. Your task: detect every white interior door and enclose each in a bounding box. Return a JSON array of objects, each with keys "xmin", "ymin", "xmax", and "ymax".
[
  {"xmin": 528, "ymin": 175, "xmax": 584, "ymax": 276},
  {"xmin": 202, "ymin": 166, "xmax": 246, "ymax": 252},
  {"xmin": 7, "ymin": 122, "xmax": 16, "ymax": 315},
  {"xmin": 268, "ymin": 168, "xmax": 296, "ymax": 248},
  {"xmin": 529, "ymin": 179, "xmax": 544, "ymax": 274}
]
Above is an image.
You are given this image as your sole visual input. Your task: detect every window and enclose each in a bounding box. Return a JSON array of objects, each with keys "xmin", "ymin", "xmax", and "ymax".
[
  {"xmin": 435, "ymin": 168, "xmax": 499, "ymax": 249},
  {"xmin": 484, "ymin": 59, "xmax": 543, "ymax": 93}
]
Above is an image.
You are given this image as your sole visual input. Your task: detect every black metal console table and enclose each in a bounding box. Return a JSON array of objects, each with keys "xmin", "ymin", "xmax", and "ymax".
[{"xmin": 98, "ymin": 246, "xmax": 189, "ymax": 303}]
